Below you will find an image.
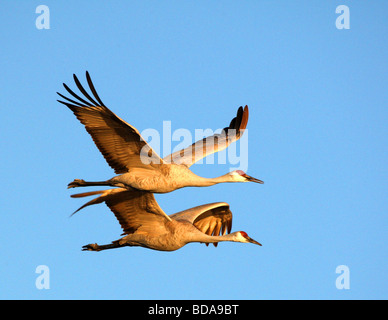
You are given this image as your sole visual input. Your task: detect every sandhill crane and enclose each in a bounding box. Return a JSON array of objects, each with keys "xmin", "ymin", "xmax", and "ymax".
[
  {"xmin": 57, "ymin": 72, "xmax": 263, "ymax": 193},
  {"xmin": 71, "ymin": 188, "xmax": 262, "ymax": 251}
]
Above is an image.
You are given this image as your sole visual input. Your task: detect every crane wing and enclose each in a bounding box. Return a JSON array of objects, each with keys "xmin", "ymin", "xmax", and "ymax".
[
  {"xmin": 163, "ymin": 106, "xmax": 248, "ymax": 167},
  {"xmin": 57, "ymin": 72, "xmax": 164, "ymax": 174},
  {"xmin": 170, "ymin": 202, "xmax": 232, "ymax": 247},
  {"xmin": 70, "ymin": 188, "xmax": 172, "ymax": 235}
]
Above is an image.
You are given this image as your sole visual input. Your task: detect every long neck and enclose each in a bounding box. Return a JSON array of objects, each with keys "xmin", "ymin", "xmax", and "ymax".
[
  {"xmin": 171, "ymin": 165, "xmax": 236, "ymax": 188},
  {"xmin": 188, "ymin": 173, "xmax": 235, "ymax": 187},
  {"xmin": 185, "ymin": 229, "xmax": 239, "ymax": 245}
]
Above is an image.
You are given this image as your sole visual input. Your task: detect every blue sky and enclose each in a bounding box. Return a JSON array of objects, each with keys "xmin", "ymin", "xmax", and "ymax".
[{"xmin": 0, "ymin": 1, "xmax": 387, "ymax": 299}]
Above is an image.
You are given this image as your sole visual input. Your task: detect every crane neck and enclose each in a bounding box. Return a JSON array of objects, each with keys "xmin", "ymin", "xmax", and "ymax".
[
  {"xmin": 185, "ymin": 229, "xmax": 238, "ymax": 244},
  {"xmin": 188, "ymin": 173, "xmax": 235, "ymax": 187}
]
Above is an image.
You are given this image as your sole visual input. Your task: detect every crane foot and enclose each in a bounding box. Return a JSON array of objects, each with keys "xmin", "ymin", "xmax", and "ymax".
[
  {"xmin": 68, "ymin": 179, "xmax": 85, "ymax": 189},
  {"xmin": 82, "ymin": 243, "xmax": 101, "ymax": 251}
]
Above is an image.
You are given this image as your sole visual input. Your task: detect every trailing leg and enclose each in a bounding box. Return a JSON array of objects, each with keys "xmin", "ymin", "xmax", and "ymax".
[
  {"xmin": 67, "ymin": 179, "xmax": 112, "ymax": 189},
  {"xmin": 82, "ymin": 241, "xmax": 126, "ymax": 252}
]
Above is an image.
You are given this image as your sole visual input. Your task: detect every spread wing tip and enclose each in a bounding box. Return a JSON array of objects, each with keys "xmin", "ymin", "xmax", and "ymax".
[{"xmin": 58, "ymin": 72, "xmax": 104, "ymax": 108}]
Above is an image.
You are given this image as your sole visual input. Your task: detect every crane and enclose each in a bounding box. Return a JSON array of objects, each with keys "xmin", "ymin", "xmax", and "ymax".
[
  {"xmin": 71, "ymin": 188, "xmax": 262, "ymax": 252},
  {"xmin": 57, "ymin": 72, "xmax": 263, "ymax": 193}
]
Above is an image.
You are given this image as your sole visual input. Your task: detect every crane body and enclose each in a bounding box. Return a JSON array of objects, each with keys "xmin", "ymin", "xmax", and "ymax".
[
  {"xmin": 58, "ymin": 72, "xmax": 263, "ymax": 194},
  {"xmin": 71, "ymin": 188, "xmax": 261, "ymax": 252}
]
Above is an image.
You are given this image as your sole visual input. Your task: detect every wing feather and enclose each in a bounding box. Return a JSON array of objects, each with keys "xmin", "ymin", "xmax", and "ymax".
[
  {"xmin": 70, "ymin": 188, "xmax": 171, "ymax": 235},
  {"xmin": 163, "ymin": 106, "xmax": 249, "ymax": 167},
  {"xmin": 58, "ymin": 72, "xmax": 164, "ymax": 173},
  {"xmin": 170, "ymin": 202, "xmax": 233, "ymax": 247}
]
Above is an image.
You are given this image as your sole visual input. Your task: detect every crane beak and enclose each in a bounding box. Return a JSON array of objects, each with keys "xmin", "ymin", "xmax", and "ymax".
[
  {"xmin": 247, "ymin": 236, "xmax": 262, "ymax": 246},
  {"xmin": 245, "ymin": 174, "xmax": 264, "ymax": 184}
]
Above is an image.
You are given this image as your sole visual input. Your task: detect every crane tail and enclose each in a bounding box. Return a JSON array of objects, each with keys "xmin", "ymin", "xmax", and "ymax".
[
  {"xmin": 69, "ymin": 190, "xmax": 107, "ymax": 217},
  {"xmin": 70, "ymin": 190, "xmax": 105, "ymax": 198}
]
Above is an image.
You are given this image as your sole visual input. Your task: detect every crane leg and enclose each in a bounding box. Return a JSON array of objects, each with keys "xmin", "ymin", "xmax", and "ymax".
[
  {"xmin": 68, "ymin": 179, "xmax": 112, "ymax": 189},
  {"xmin": 82, "ymin": 241, "xmax": 126, "ymax": 251}
]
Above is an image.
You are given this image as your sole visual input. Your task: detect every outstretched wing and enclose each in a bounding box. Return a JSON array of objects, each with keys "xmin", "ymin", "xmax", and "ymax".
[
  {"xmin": 58, "ymin": 72, "xmax": 164, "ymax": 174},
  {"xmin": 163, "ymin": 106, "xmax": 249, "ymax": 167},
  {"xmin": 71, "ymin": 188, "xmax": 171, "ymax": 235},
  {"xmin": 170, "ymin": 202, "xmax": 232, "ymax": 247}
]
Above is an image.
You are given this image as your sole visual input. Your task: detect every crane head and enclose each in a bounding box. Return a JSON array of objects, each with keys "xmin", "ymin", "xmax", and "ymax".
[
  {"xmin": 230, "ymin": 170, "xmax": 264, "ymax": 184},
  {"xmin": 236, "ymin": 231, "xmax": 262, "ymax": 246}
]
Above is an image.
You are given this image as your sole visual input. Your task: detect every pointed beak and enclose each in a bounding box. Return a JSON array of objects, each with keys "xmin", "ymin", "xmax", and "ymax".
[
  {"xmin": 245, "ymin": 174, "xmax": 264, "ymax": 184},
  {"xmin": 247, "ymin": 236, "xmax": 262, "ymax": 246}
]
